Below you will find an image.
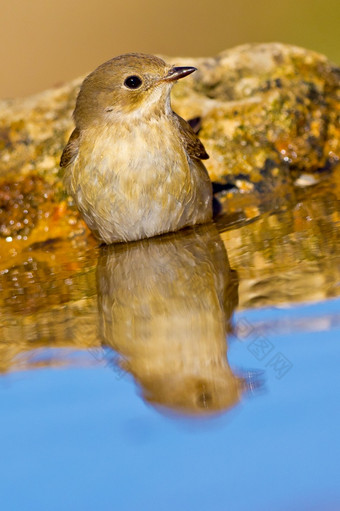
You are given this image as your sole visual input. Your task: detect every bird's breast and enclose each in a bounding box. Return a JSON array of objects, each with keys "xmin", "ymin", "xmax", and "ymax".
[{"xmin": 75, "ymin": 119, "xmax": 191, "ymax": 198}]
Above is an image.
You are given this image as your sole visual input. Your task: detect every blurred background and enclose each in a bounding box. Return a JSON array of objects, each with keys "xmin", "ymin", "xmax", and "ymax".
[{"xmin": 1, "ymin": 0, "xmax": 339, "ymax": 99}]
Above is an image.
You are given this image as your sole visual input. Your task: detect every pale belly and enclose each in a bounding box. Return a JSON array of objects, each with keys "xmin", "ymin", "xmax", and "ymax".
[{"xmin": 65, "ymin": 123, "xmax": 213, "ymax": 243}]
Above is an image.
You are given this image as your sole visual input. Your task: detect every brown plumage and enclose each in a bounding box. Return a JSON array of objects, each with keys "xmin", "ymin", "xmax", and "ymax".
[
  {"xmin": 172, "ymin": 113, "xmax": 209, "ymax": 160},
  {"xmin": 60, "ymin": 128, "xmax": 80, "ymax": 168},
  {"xmin": 60, "ymin": 53, "xmax": 213, "ymax": 244}
]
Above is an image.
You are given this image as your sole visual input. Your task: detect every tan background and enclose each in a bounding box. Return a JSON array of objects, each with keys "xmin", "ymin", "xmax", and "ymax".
[{"xmin": 1, "ymin": 0, "xmax": 339, "ymax": 99}]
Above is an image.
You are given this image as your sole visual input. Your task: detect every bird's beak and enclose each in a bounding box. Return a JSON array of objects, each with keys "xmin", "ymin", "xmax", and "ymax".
[{"xmin": 161, "ymin": 66, "xmax": 197, "ymax": 83}]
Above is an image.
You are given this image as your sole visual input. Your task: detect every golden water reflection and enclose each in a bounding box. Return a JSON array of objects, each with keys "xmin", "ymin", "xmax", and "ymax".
[
  {"xmin": 1, "ymin": 169, "xmax": 340, "ymax": 415},
  {"xmin": 219, "ymin": 170, "xmax": 340, "ymax": 309}
]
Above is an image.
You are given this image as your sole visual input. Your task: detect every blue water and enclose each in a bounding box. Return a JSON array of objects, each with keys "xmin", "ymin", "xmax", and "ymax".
[{"xmin": 1, "ymin": 300, "xmax": 339, "ymax": 511}]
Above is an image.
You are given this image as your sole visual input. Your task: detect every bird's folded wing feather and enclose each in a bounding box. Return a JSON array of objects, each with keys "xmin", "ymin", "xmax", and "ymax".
[
  {"xmin": 173, "ymin": 113, "xmax": 209, "ymax": 161},
  {"xmin": 60, "ymin": 128, "xmax": 80, "ymax": 168}
]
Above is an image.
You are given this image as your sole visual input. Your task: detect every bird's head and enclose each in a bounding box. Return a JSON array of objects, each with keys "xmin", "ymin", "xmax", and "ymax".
[{"xmin": 74, "ymin": 53, "xmax": 196, "ymax": 128}]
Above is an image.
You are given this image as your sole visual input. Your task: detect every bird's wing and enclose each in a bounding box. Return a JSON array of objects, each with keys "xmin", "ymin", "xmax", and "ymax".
[
  {"xmin": 173, "ymin": 113, "xmax": 209, "ymax": 160},
  {"xmin": 60, "ymin": 128, "xmax": 80, "ymax": 168}
]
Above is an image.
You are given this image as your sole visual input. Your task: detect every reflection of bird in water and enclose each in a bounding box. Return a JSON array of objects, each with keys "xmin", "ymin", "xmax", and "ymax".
[{"xmin": 97, "ymin": 224, "xmax": 249, "ymax": 416}]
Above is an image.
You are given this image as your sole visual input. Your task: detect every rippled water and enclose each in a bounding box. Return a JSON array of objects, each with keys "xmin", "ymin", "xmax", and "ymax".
[{"xmin": 1, "ymin": 170, "xmax": 340, "ymax": 510}]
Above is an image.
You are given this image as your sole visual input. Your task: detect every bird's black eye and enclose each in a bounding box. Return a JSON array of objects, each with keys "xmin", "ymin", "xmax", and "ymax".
[{"xmin": 124, "ymin": 75, "xmax": 143, "ymax": 89}]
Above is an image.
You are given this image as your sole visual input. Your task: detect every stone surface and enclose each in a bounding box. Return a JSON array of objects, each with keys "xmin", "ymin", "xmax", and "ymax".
[{"xmin": 170, "ymin": 43, "xmax": 340, "ymax": 185}]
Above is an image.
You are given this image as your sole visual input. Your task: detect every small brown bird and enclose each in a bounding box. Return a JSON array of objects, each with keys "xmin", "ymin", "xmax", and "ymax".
[{"xmin": 60, "ymin": 53, "xmax": 213, "ymax": 244}]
